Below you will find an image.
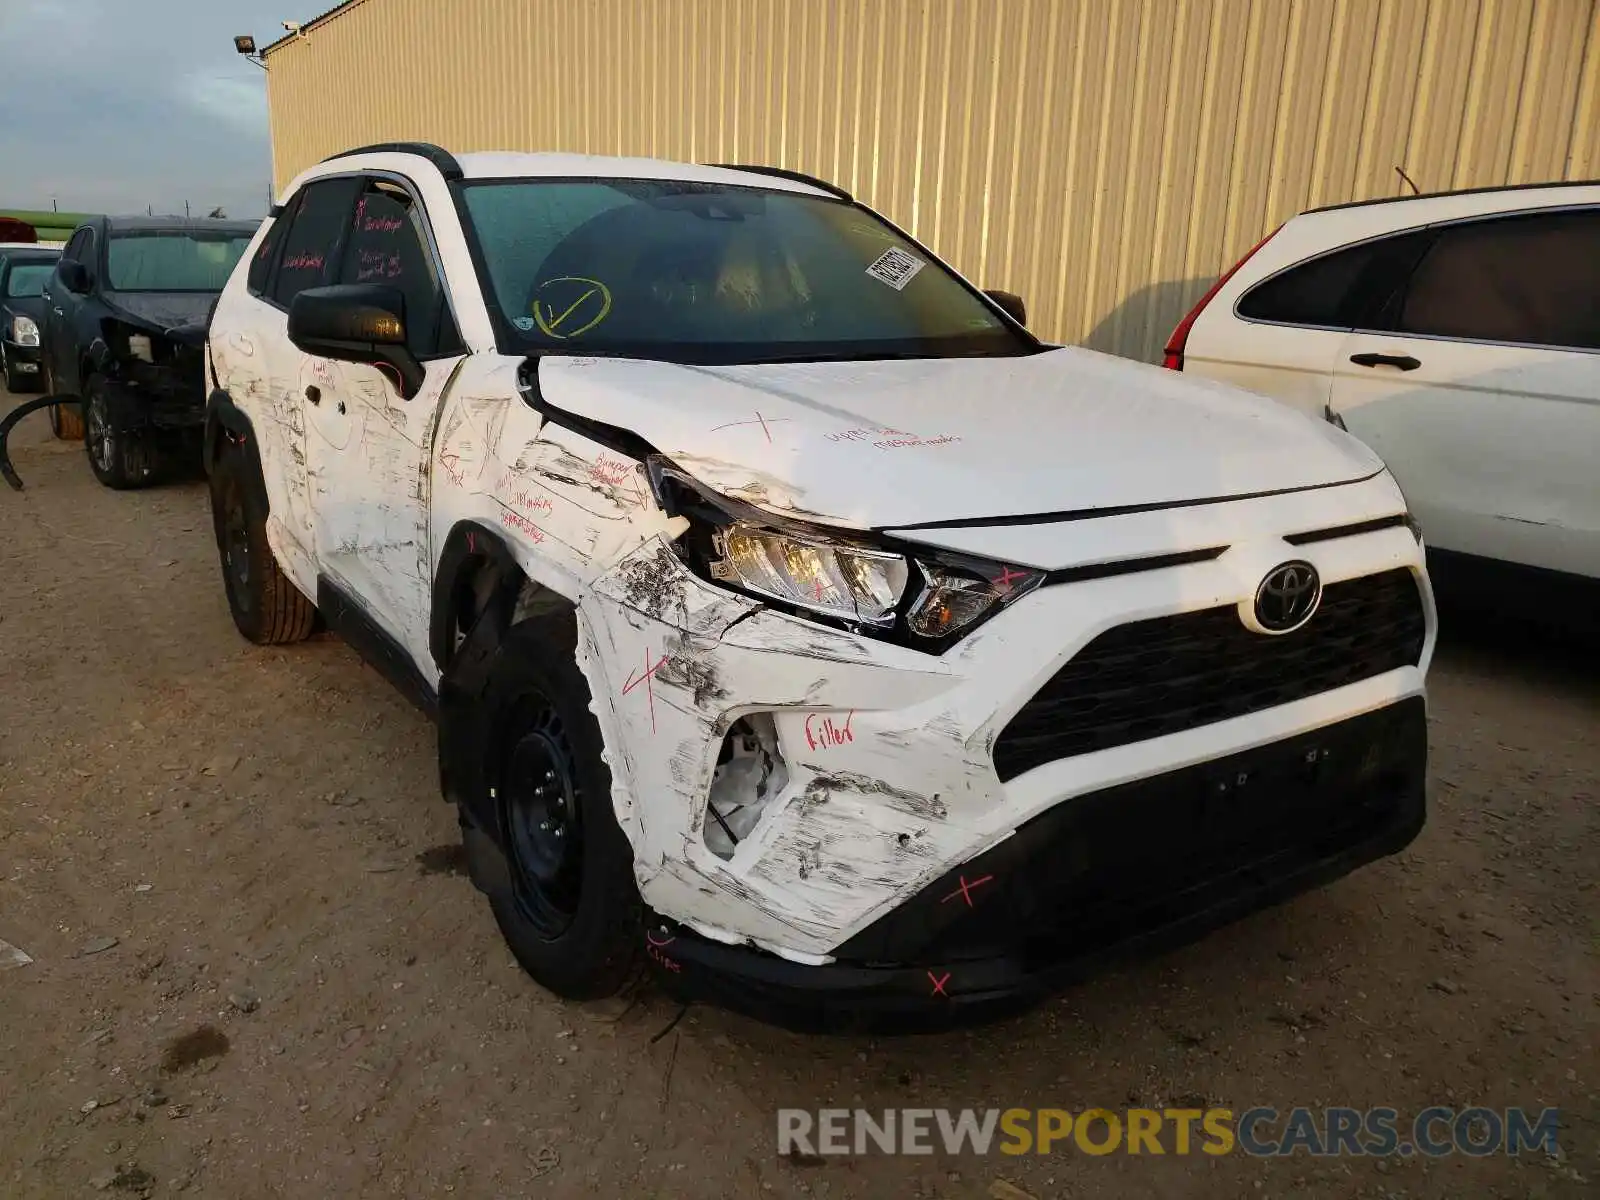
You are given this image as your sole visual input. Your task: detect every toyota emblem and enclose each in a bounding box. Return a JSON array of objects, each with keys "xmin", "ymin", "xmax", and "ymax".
[{"xmin": 1254, "ymin": 561, "xmax": 1322, "ymax": 633}]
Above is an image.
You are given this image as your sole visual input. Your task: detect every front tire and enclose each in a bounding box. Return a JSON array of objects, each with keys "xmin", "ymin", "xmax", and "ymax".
[
  {"xmin": 40, "ymin": 361, "xmax": 84, "ymax": 438},
  {"xmin": 467, "ymin": 619, "xmax": 642, "ymax": 1000},
  {"xmin": 83, "ymin": 374, "xmax": 163, "ymax": 489},
  {"xmin": 207, "ymin": 441, "xmax": 317, "ymax": 645}
]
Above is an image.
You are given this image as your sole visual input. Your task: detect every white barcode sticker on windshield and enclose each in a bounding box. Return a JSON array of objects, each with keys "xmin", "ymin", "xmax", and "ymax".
[{"xmin": 865, "ymin": 247, "xmax": 925, "ymax": 291}]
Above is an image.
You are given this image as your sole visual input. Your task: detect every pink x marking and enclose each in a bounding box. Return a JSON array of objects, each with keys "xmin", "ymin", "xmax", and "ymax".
[
  {"xmin": 991, "ymin": 566, "xmax": 1029, "ymax": 593},
  {"xmin": 622, "ymin": 649, "xmax": 670, "ymax": 734},
  {"xmin": 928, "ymin": 970, "xmax": 952, "ymax": 997},
  {"xmin": 710, "ymin": 410, "xmax": 791, "ymax": 443},
  {"xmin": 940, "ymin": 873, "xmax": 995, "ymax": 908}
]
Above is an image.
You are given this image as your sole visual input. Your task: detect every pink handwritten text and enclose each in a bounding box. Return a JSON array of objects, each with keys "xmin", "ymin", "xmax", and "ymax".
[
  {"xmin": 804, "ymin": 711, "xmax": 855, "ymax": 751},
  {"xmin": 499, "ymin": 509, "xmax": 546, "ymax": 542},
  {"xmin": 588, "ymin": 453, "xmax": 635, "ymax": 487}
]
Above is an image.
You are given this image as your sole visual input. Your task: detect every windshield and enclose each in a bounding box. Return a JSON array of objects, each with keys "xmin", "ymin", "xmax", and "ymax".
[
  {"xmin": 106, "ymin": 231, "xmax": 252, "ymax": 292},
  {"xmin": 3, "ymin": 262, "xmax": 54, "ymax": 297},
  {"xmin": 460, "ymin": 179, "xmax": 1033, "ymax": 364}
]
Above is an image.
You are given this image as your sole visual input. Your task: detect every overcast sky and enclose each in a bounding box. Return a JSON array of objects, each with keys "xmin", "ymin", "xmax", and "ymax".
[{"xmin": 0, "ymin": 0, "xmax": 292, "ymax": 219}]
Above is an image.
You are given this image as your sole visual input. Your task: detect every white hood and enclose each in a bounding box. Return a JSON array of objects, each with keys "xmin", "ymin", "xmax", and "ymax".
[{"xmin": 537, "ymin": 346, "xmax": 1382, "ymax": 528}]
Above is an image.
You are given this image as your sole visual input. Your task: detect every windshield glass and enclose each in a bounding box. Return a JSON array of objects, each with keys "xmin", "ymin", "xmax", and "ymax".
[
  {"xmin": 106, "ymin": 231, "xmax": 252, "ymax": 292},
  {"xmin": 461, "ymin": 179, "xmax": 1033, "ymax": 363},
  {"xmin": 3, "ymin": 262, "xmax": 54, "ymax": 297}
]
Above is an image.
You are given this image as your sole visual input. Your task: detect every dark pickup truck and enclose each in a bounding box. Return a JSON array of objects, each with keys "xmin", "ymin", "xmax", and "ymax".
[{"xmin": 39, "ymin": 215, "xmax": 256, "ymax": 488}]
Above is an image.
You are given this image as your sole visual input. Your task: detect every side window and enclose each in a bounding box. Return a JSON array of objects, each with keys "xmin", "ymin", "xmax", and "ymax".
[
  {"xmin": 246, "ymin": 210, "xmax": 288, "ymax": 297},
  {"xmin": 270, "ymin": 176, "xmax": 361, "ymax": 308},
  {"xmin": 59, "ymin": 229, "xmax": 90, "ymax": 264},
  {"xmin": 1395, "ymin": 209, "xmax": 1600, "ymax": 350},
  {"xmin": 336, "ymin": 180, "xmax": 449, "ymax": 356},
  {"xmin": 1237, "ymin": 231, "xmax": 1431, "ymax": 329}
]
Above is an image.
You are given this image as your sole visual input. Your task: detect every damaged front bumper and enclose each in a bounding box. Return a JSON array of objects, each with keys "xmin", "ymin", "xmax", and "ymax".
[
  {"xmin": 644, "ymin": 697, "xmax": 1427, "ymax": 1031},
  {"xmin": 568, "ymin": 470, "xmax": 1432, "ymax": 1032}
]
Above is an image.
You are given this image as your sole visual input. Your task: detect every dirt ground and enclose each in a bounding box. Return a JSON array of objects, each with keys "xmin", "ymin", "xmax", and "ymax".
[{"xmin": 1, "ymin": 392, "xmax": 1595, "ymax": 1200}]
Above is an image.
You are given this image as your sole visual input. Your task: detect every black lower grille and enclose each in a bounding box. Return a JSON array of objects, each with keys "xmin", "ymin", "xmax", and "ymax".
[
  {"xmin": 993, "ymin": 568, "xmax": 1426, "ymax": 781},
  {"xmin": 838, "ymin": 697, "xmax": 1427, "ymax": 967}
]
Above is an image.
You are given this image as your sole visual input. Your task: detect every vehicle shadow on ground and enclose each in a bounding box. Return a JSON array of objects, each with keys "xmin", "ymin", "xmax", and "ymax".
[{"xmin": 1430, "ymin": 579, "xmax": 1600, "ymax": 699}]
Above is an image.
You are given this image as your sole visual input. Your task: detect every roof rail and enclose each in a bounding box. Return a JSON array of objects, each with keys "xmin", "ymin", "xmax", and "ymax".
[
  {"xmin": 320, "ymin": 141, "xmax": 463, "ymax": 181},
  {"xmin": 706, "ymin": 163, "xmax": 852, "ymax": 202},
  {"xmin": 1306, "ymin": 177, "xmax": 1600, "ymax": 215}
]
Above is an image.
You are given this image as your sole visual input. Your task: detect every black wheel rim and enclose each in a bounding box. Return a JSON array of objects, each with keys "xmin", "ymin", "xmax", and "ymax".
[
  {"xmin": 86, "ymin": 389, "xmax": 114, "ymax": 471},
  {"xmin": 499, "ymin": 697, "xmax": 584, "ymax": 938},
  {"xmin": 220, "ymin": 478, "xmax": 252, "ymax": 608}
]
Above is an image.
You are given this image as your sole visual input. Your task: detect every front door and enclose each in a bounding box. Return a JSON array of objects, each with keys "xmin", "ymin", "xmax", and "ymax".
[
  {"xmin": 43, "ymin": 226, "xmax": 93, "ymax": 392},
  {"xmin": 303, "ymin": 177, "xmax": 466, "ymax": 669},
  {"xmin": 1328, "ymin": 207, "xmax": 1600, "ymax": 579}
]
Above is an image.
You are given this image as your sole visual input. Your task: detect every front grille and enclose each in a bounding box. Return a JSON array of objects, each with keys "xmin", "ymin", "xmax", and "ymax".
[{"xmin": 992, "ymin": 568, "xmax": 1426, "ymax": 781}]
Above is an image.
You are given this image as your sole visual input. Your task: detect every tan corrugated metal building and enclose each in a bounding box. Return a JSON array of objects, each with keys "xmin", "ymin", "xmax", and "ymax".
[{"xmin": 262, "ymin": 0, "xmax": 1600, "ymax": 362}]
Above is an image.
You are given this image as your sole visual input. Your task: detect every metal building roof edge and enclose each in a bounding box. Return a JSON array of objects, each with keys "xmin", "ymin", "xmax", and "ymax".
[{"xmin": 259, "ymin": 0, "xmax": 371, "ymax": 58}]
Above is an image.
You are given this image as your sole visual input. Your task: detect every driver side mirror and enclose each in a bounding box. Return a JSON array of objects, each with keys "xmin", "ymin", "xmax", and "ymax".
[
  {"xmin": 984, "ymin": 289, "xmax": 1027, "ymax": 327},
  {"xmin": 59, "ymin": 261, "xmax": 91, "ymax": 295},
  {"xmin": 288, "ymin": 284, "xmax": 425, "ymax": 399}
]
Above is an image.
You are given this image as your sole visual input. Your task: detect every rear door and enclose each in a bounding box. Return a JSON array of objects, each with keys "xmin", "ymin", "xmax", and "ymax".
[
  {"xmin": 211, "ymin": 175, "xmax": 363, "ymax": 596},
  {"xmin": 1329, "ymin": 207, "xmax": 1600, "ymax": 579}
]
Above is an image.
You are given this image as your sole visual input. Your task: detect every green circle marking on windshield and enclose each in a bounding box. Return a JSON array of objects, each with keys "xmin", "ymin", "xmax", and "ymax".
[{"xmin": 531, "ymin": 277, "xmax": 613, "ymax": 339}]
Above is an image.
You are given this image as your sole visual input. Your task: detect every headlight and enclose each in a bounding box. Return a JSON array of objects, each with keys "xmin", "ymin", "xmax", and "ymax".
[
  {"xmin": 714, "ymin": 523, "xmax": 908, "ymax": 627},
  {"xmin": 652, "ymin": 459, "xmax": 1042, "ymax": 650},
  {"xmin": 12, "ymin": 315, "xmax": 39, "ymax": 346}
]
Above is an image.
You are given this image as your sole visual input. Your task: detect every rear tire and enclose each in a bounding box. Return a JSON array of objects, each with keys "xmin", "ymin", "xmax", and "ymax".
[
  {"xmin": 83, "ymin": 374, "xmax": 164, "ymax": 489},
  {"xmin": 465, "ymin": 618, "xmax": 642, "ymax": 1000},
  {"xmin": 208, "ymin": 442, "xmax": 318, "ymax": 645}
]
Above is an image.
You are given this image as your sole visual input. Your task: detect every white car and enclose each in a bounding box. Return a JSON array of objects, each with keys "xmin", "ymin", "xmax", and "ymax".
[
  {"xmin": 1165, "ymin": 181, "xmax": 1600, "ymax": 596},
  {"xmin": 203, "ymin": 143, "xmax": 1434, "ymax": 1030}
]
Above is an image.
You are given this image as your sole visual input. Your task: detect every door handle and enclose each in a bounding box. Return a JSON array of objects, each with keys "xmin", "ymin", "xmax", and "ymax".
[
  {"xmin": 305, "ymin": 385, "xmax": 321, "ymax": 406},
  {"xmin": 1349, "ymin": 352, "xmax": 1420, "ymax": 371},
  {"xmin": 52, "ymin": 307, "xmax": 64, "ymax": 317}
]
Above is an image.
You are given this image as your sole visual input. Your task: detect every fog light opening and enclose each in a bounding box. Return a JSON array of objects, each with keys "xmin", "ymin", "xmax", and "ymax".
[{"xmin": 703, "ymin": 714, "xmax": 789, "ymax": 860}]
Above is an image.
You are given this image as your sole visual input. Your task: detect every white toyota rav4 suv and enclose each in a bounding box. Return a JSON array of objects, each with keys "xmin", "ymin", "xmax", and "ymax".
[
  {"xmin": 204, "ymin": 143, "xmax": 1435, "ymax": 1030},
  {"xmin": 1165, "ymin": 181, "xmax": 1599, "ymax": 610}
]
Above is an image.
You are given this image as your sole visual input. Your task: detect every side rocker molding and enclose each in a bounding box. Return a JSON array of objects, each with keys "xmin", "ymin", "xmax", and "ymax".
[{"xmin": 316, "ymin": 576, "xmax": 439, "ymax": 718}]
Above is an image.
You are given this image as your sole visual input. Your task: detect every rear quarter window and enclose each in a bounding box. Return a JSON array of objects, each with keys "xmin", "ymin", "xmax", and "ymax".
[{"xmin": 1237, "ymin": 230, "xmax": 1432, "ymax": 329}]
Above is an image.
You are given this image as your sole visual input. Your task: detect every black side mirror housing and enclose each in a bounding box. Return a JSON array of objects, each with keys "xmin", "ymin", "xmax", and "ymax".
[
  {"xmin": 287, "ymin": 284, "xmax": 425, "ymax": 399},
  {"xmin": 984, "ymin": 288, "xmax": 1027, "ymax": 327},
  {"xmin": 59, "ymin": 261, "xmax": 91, "ymax": 295}
]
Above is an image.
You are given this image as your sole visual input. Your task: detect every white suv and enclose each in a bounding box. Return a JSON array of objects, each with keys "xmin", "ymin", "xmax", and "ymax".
[
  {"xmin": 204, "ymin": 143, "xmax": 1435, "ymax": 1030},
  {"xmin": 1166, "ymin": 182, "xmax": 1600, "ymax": 598}
]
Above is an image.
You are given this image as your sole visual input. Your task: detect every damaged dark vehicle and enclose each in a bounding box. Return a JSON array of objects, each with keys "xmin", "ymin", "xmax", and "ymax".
[{"xmin": 29, "ymin": 216, "xmax": 256, "ymax": 488}]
